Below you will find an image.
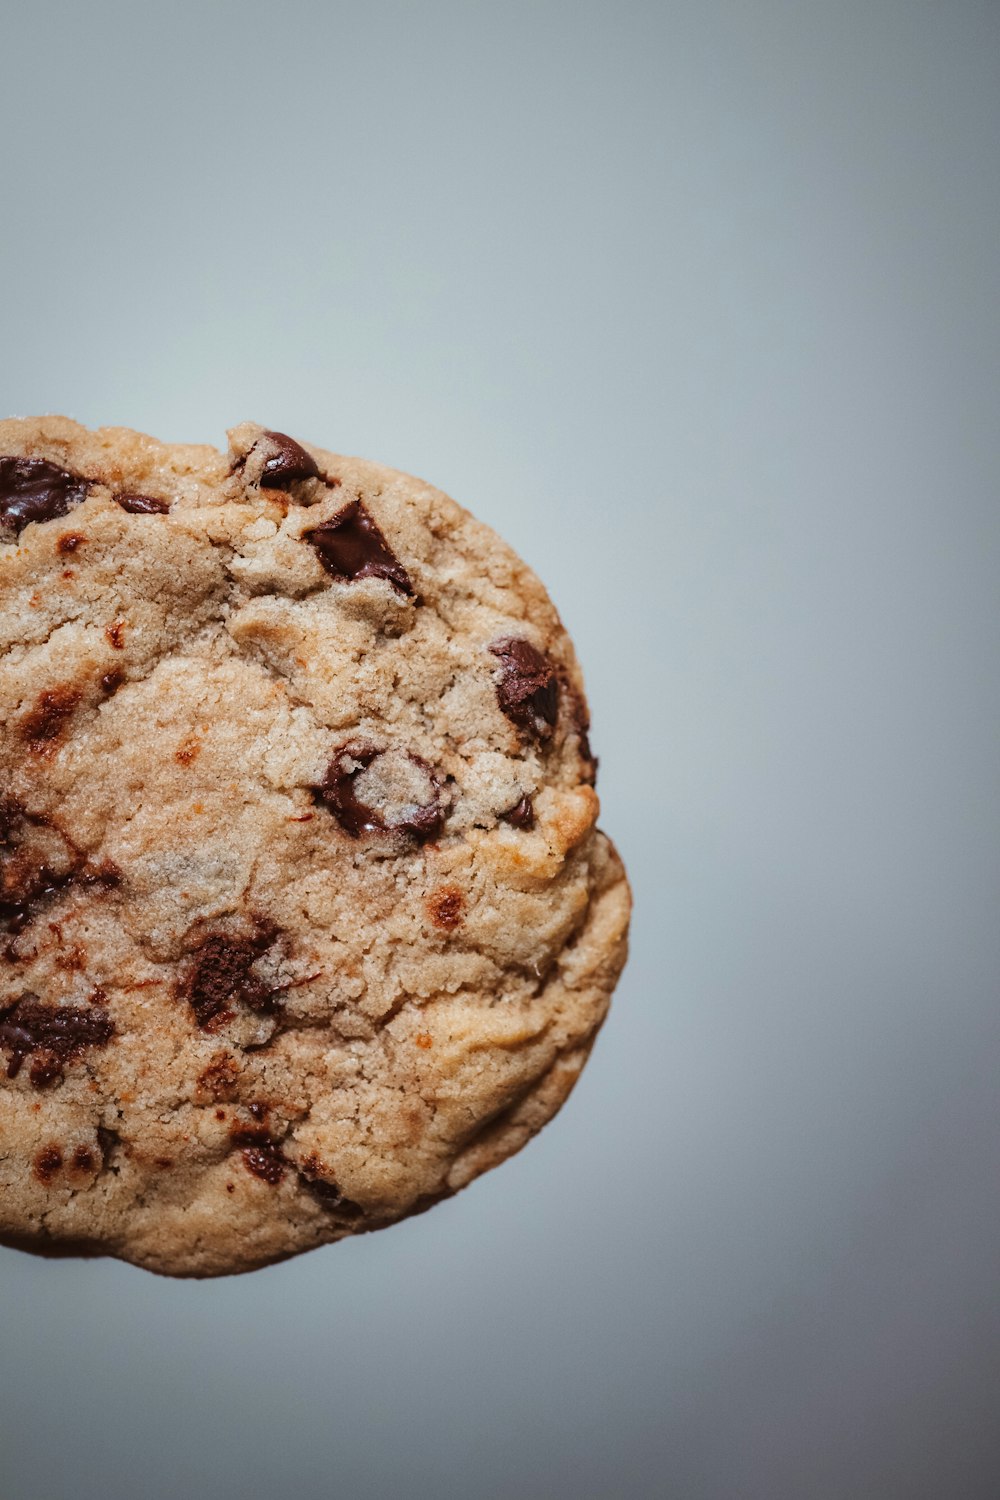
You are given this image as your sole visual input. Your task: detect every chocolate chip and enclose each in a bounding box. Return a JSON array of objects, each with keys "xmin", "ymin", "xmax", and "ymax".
[
  {"xmin": 0, "ymin": 850, "xmax": 119, "ymax": 935},
  {"xmin": 29, "ymin": 1052, "xmax": 65, "ymax": 1088},
  {"xmin": 78, "ymin": 862, "xmax": 121, "ymax": 892},
  {"xmin": 0, "ymin": 805, "xmax": 83, "ymax": 934},
  {"xmin": 297, "ymin": 1154, "xmax": 363, "ymax": 1215},
  {"xmin": 231, "ymin": 1127, "xmax": 286, "ymax": 1185},
  {"xmin": 257, "ymin": 431, "xmax": 322, "ymax": 489},
  {"xmin": 312, "ymin": 743, "xmax": 446, "ymax": 842},
  {"xmin": 0, "ymin": 457, "xmax": 90, "ymax": 538},
  {"xmin": 425, "ymin": 885, "xmax": 465, "ymax": 931},
  {"xmin": 0, "ymin": 861, "xmax": 68, "ymax": 935},
  {"xmin": 180, "ymin": 926, "xmax": 281, "ymax": 1029},
  {"xmin": 502, "ymin": 795, "xmax": 535, "ymax": 830},
  {"xmin": 0, "ymin": 799, "xmax": 18, "ymax": 844},
  {"xmin": 305, "ymin": 500, "xmax": 414, "ymax": 596},
  {"xmin": 100, "ymin": 669, "xmax": 124, "ymax": 696},
  {"xmin": 196, "ymin": 1051, "xmax": 241, "ymax": 1101},
  {"xmin": 33, "ymin": 1145, "xmax": 64, "ymax": 1184},
  {"xmin": 115, "ymin": 492, "xmax": 170, "ymax": 515},
  {"xmin": 302, "ymin": 1177, "xmax": 363, "ymax": 1215},
  {"xmin": 312, "ymin": 742, "xmax": 378, "ymax": 837},
  {"xmin": 489, "ymin": 638, "xmax": 559, "ymax": 739},
  {"xmin": 56, "ymin": 532, "xmax": 85, "ymax": 554},
  {"xmin": 72, "ymin": 1145, "xmax": 96, "ymax": 1173},
  {"xmin": 20, "ymin": 686, "xmax": 82, "ymax": 754},
  {"xmin": 0, "ymin": 999, "xmax": 115, "ymax": 1084}
]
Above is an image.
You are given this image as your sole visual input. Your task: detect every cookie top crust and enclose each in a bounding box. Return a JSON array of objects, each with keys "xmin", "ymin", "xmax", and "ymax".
[{"xmin": 0, "ymin": 417, "xmax": 630, "ymax": 1276}]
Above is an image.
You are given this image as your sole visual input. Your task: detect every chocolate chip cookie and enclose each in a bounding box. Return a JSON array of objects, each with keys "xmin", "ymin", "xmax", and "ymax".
[{"xmin": 0, "ymin": 417, "xmax": 630, "ymax": 1276}]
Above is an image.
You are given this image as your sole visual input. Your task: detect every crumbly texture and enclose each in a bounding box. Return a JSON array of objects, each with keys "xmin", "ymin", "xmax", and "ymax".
[{"xmin": 0, "ymin": 417, "xmax": 630, "ymax": 1277}]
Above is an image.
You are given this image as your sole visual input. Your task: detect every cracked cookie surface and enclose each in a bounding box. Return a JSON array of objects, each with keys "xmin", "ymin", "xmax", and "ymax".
[{"xmin": 0, "ymin": 416, "xmax": 630, "ymax": 1276}]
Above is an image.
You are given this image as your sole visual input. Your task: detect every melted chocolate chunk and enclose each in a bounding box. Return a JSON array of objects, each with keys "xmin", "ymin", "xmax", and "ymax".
[
  {"xmin": 0, "ymin": 857, "xmax": 119, "ymax": 936},
  {"xmin": 0, "ymin": 858, "xmax": 70, "ymax": 934},
  {"xmin": 0, "ymin": 800, "xmax": 18, "ymax": 844},
  {"xmin": 231, "ymin": 1127, "xmax": 286, "ymax": 1185},
  {"xmin": 297, "ymin": 1154, "xmax": 363, "ymax": 1214},
  {"xmin": 426, "ymin": 885, "xmax": 465, "ymax": 930},
  {"xmin": 0, "ymin": 805, "xmax": 117, "ymax": 936},
  {"xmin": 180, "ymin": 927, "xmax": 281, "ymax": 1029},
  {"xmin": 313, "ymin": 744, "xmax": 446, "ymax": 842},
  {"xmin": 313, "ymin": 743, "xmax": 379, "ymax": 836},
  {"xmin": 33, "ymin": 1145, "xmax": 64, "ymax": 1184},
  {"xmin": 489, "ymin": 639, "xmax": 559, "ymax": 739},
  {"xmin": 116, "ymin": 491, "xmax": 170, "ymax": 515},
  {"xmin": 502, "ymin": 794, "xmax": 535, "ymax": 830},
  {"xmin": 20, "ymin": 687, "xmax": 82, "ymax": 753},
  {"xmin": 258, "ymin": 431, "xmax": 322, "ymax": 489},
  {"xmin": 0, "ymin": 457, "xmax": 91, "ymax": 538},
  {"xmin": 196, "ymin": 1052, "xmax": 240, "ymax": 1101},
  {"xmin": 302, "ymin": 1175, "xmax": 342, "ymax": 1203},
  {"xmin": 302, "ymin": 1176, "xmax": 363, "ymax": 1215},
  {"xmin": 0, "ymin": 999, "xmax": 115, "ymax": 1084},
  {"xmin": 306, "ymin": 501, "xmax": 413, "ymax": 595},
  {"xmin": 100, "ymin": 669, "xmax": 124, "ymax": 696},
  {"xmin": 29, "ymin": 1052, "xmax": 65, "ymax": 1088}
]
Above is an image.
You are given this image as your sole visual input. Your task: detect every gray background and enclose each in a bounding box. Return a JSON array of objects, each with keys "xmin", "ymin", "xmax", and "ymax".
[{"xmin": 1, "ymin": 2, "xmax": 999, "ymax": 1497}]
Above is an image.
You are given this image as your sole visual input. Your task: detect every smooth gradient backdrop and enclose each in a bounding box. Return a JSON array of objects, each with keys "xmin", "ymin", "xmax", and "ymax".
[{"xmin": 2, "ymin": 3, "xmax": 999, "ymax": 1497}]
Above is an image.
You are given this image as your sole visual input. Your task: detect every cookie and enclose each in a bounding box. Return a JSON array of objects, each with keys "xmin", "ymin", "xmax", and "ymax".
[{"xmin": 0, "ymin": 417, "xmax": 630, "ymax": 1276}]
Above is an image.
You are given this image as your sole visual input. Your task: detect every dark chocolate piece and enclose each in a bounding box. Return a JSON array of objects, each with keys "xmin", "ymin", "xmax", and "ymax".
[
  {"xmin": 116, "ymin": 492, "xmax": 170, "ymax": 515},
  {"xmin": 33, "ymin": 1145, "xmax": 64, "ymax": 1184},
  {"xmin": 0, "ymin": 457, "xmax": 90, "ymax": 538},
  {"xmin": 502, "ymin": 795, "xmax": 535, "ymax": 830},
  {"xmin": 313, "ymin": 744, "xmax": 446, "ymax": 842},
  {"xmin": 28, "ymin": 1052, "xmax": 65, "ymax": 1088},
  {"xmin": 297, "ymin": 1153, "xmax": 363, "ymax": 1214},
  {"xmin": 180, "ymin": 927, "xmax": 280, "ymax": 1029},
  {"xmin": 19, "ymin": 687, "xmax": 81, "ymax": 754},
  {"xmin": 301, "ymin": 1176, "xmax": 363, "ymax": 1215},
  {"xmin": 313, "ymin": 743, "xmax": 378, "ymax": 837},
  {"xmin": 258, "ymin": 431, "xmax": 321, "ymax": 489},
  {"xmin": 231, "ymin": 1127, "xmax": 286, "ymax": 1185},
  {"xmin": 0, "ymin": 858, "xmax": 73, "ymax": 935},
  {"xmin": 0, "ymin": 801, "xmax": 120, "ymax": 936},
  {"xmin": 306, "ymin": 501, "xmax": 413, "ymax": 596},
  {"xmin": 0, "ymin": 999, "xmax": 115, "ymax": 1084},
  {"xmin": 489, "ymin": 638, "xmax": 559, "ymax": 739}
]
